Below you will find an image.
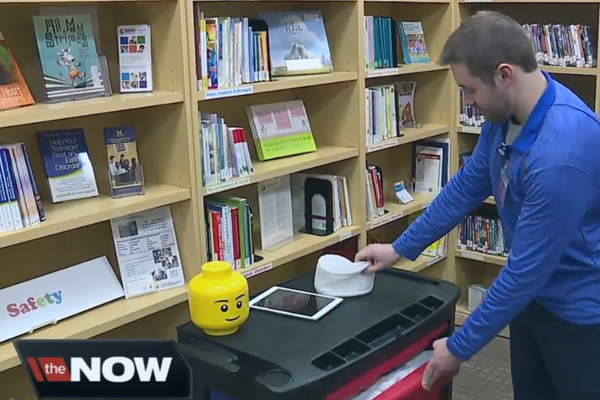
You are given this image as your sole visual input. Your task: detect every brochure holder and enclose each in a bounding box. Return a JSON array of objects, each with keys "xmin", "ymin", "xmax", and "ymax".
[
  {"xmin": 41, "ymin": 54, "xmax": 113, "ymax": 104},
  {"xmin": 108, "ymin": 164, "xmax": 146, "ymax": 198}
]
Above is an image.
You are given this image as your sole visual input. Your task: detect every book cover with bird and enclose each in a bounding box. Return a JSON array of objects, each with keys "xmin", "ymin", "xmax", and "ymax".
[
  {"xmin": 0, "ymin": 32, "xmax": 35, "ymax": 111},
  {"xmin": 258, "ymin": 11, "xmax": 333, "ymax": 77}
]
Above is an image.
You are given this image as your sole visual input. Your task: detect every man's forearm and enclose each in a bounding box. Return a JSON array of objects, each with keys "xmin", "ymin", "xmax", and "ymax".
[{"xmin": 392, "ymin": 170, "xmax": 491, "ymax": 260}]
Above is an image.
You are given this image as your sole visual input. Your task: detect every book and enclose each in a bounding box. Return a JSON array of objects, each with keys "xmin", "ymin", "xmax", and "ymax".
[
  {"xmin": 0, "ymin": 32, "xmax": 35, "ymax": 111},
  {"xmin": 397, "ymin": 21, "xmax": 430, "ymax": 65},
  {"xmin": 246, "ymin": 100, "xmax": 317, "ymax": 161},
  {"xmin": 258, "ymin": 11, "xmax": 333, "ymax": 77},
  {"xmin": 395, "ymin": 81, "xmax": 417, "ymax": 129},
  {"xmin": 364, "ymin": 16, "xmax": 397, "ymax": 70},
  {"xmin": 32, "ymin": 14, "xmax": 109, "ymax": 102},
  {"xmin": 104, "ymin": 125, "xmax": 143, "ymax": 196},
  {"xmin": 37, "ymin": 128, "xmax": 99, "ymax": 203},
  {"xmin": 117, "ymin": 24, "xmax": 153, "ymax": 92}
]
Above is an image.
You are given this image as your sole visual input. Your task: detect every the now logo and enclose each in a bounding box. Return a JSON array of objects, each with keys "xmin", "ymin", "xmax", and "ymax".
[
  {"xmin": 15, "ymin": 339, "xmax": 192, "ymax": 399},
  {"xmin": 26, "ymin": 356, "xmax": 172, "ymax": 383}
]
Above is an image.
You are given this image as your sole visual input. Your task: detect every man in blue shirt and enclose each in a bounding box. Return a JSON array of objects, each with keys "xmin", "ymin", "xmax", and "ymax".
[{"xmin": 356, "ymin": 10, "xmax": 600, "ymax": 400}]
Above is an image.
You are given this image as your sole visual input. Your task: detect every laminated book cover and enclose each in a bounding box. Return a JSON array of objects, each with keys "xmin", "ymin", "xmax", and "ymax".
[
  {"xmin": 258, "ymin": 11, "xmax": 333, "ymax": 77},
  {"xmin": 37, "ymin": 128, "xmax": 99, "ymax": 203},
  {"xmin": 32, "ymin": 15, "xmax": 108, "ymax": 102},
  {"xmin": 0, "ymin": 32, "xmax": 35, "ymax": 111},
  {"xmin": 104, "ymin": 125, "xmax": 143, "ymax": 196}
]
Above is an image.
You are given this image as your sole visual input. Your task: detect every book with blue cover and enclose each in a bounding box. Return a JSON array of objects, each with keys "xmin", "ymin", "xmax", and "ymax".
[
  {"xmin": 258, "ymin": 11, "xmax": 333, "ymax": 77},
  {"xmin": 37, "ymin": 128, "xmax": 99, "ymax": 203},
  {"xmin": 32, "ymin": 15, "xmax": 109, "ymax": 103}
]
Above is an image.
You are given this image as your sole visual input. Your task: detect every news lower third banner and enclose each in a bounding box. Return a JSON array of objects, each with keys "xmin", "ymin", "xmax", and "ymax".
[{"xmin": 14, "ymin": 339, "xmax": 193, "ymax": 399}]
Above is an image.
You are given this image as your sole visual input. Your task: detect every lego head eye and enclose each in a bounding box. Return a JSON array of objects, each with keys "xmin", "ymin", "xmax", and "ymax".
[
  {"xmin": 236, "ymin": 300, "xmax": 243, "ymax": 309},
  {"xmin": 220, "ymin": 304, "xmax": 228, "ymax": 313}
]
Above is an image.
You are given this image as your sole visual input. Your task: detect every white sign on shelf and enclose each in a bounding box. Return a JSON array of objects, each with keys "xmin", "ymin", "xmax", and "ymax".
[
  {"xmin": 206, "ymin": 177, "xmax": 251, "ymax": 195},
  {"xmin": 339, "ymin": 231, "xmax": 353, "ymax": 242},
  {"xmin": 460, "ymin": 251, "xmax": 485, "ymax": 262},
  {"xmin": 461, "ymin": 125, "xmax": 482, "ymax": 134},
  {"xmin": 367, "ymin": 139, "xmax": 399, "ymax": 153},
  {"xmin": 366, "ymin": 68, "xmax": 400, "ymax": 78},
  {"xmin": 241, "ymin": 263, "xmax": 273, "ymax": 278},
  {"xmin": 204, "ymin": 86, "xmax": 254, "ymax": 100},
  {"xmin": 0, "ymin": 256, "xmax": 124, "ymax": 344}
]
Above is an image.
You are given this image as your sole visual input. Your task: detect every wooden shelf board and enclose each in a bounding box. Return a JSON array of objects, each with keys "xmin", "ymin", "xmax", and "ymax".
[
  {"xmin": 456, "ymin": 249, "xmax": 507, "ymax": 266},
  {"xmin": 455, "ymin": 303, "xmax": 510, "ymax": 338},
  {"xmin": 366, "ymin": 63, "xmax": 448, "ymax": 79},
  {"xmin": 203, "ymin": 146, "xmax": 359, "ymax": 196},
  {"xmin": 541, "ymin": 65, "xmax": 598, "ymax": 76},
  {"xmin": 239, "ymin": 226, "xmax": 362, "ymax": 279},
  {"xmin": 0, "ymin": 92, "xmax": 184, "ymax": 129},
  {"xmin": 460, "ymin": 0, "xmax": 597, "ymax": 3},
  {"xmin": 367, "ymin": 0, "xmax": 450, "ymax": 2},
  {"xmin": 0, "ymin": 183, "xmax": 190, "ymax": 249},
  {"xmin": 0, "ymin": 286, "xmax": 188, "ymax": 373},
  {"xmin": 392, "ymin": 253, "xmax": 446, "ymax": 273},
  {"xmin": 457, "ymin": 125, "xmax": 482, "ymax": 135},
  {"xmin": 367, "ymin": 124, "xmax": 449, "ymax": 153},
  {"xmin": 368, "ymin": 192, "xmax": 437, "ymax": 230},
  {"xmin": 196, "ymin": 71, "xmax": 358, "ymax": 101}
]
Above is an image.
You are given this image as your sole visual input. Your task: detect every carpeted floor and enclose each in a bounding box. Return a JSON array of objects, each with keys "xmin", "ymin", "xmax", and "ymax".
[{"xmin": 452, "ymin": 333, "xmax": 513, "ymax": 400}]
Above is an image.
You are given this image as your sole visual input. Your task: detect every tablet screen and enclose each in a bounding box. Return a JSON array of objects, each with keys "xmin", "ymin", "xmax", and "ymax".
[{"xmin": 253, "ymin": 288, "xmax": 336, "ymax": 317}]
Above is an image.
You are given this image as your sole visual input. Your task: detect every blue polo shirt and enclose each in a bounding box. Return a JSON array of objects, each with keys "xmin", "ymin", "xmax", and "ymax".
[{"xmin": 392, "ymin": 71, "xmax": 600, "ymax": 361}]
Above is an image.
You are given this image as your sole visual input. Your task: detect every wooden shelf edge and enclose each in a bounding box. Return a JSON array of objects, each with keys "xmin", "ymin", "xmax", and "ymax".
[
  {"xmin": 365, "ymin": 63, "xmax": 448, "ymax": 79},
  {"xmin": 457, "ymin": 125, "xmax": 482, "ymax": 135},
  {"xmin": 392, "ymin": 253, "xmax": 446, "ymax": 273},
  {"xmin": 0, "ymin": 184, "xmax": 191, "ymax": 249},
  {"xmin": 240, "ymin": 226, "xmax": 362, "ymax": 279},
  {"xmin": 203, "ymin": 146, "xmax": 359, "ymax": 196},
  {"xmin": 0, "ymin": 92, "xmax": 184, "ymax": 129},
  {"xmin": 456, "ymin": 249, "xmax": 507, "ymax": 266},
  {"xmin": 368, "ymin": 192, "xmax": 436, "ymax": 230},
  {"xmin": 0, "ymin": 286, "xmax": 189, "ymax": 373},
  {"xmin": 196, "ymin": 71, "xmax": 358, "ymax": 101},
  {"xmin": 367, "ymin": 124, "xmax": 449, "ymax": 153}
]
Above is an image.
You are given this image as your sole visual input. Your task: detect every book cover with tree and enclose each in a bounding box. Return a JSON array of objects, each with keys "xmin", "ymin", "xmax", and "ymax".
[{"xmin": 258, "ymin": 11, "xmax": 333, "ymax": 77}]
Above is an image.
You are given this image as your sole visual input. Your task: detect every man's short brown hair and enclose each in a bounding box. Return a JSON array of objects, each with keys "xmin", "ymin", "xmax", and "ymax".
[{"xmin": 439, "ymin": 11, "xmax": 538, "ymax": 85}]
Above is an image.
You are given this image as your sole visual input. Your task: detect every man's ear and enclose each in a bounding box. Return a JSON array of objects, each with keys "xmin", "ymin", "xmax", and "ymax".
[{"xmin": 496, "ymin": 63, "xmax": 516, "ymax": 88}]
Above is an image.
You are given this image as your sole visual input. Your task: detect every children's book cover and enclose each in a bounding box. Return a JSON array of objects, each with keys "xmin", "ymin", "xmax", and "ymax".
[
  {"xmin": 37, "ymin": 128, "xmax": 99, "ymax": 203},
  {"xmin": 258, "ymin": 11, "xmax": 333, "ymax": 77},
  {"xmin": 394, "ymin": 81, "xmax": 417, "ymax": 128},
  {"xmin": 32, "ymin": 15, "xmax": 107, "ymax": 102},
  {"xmin": 104, "ymin": 125, "xmax": 143, "ymax": 197},
  {"xmin": 0, "ymin": 32, "xmax": 35, "ymax": 111},
  {"xmin": 398, "ymin": 21, "xmax": 430, "ymax": 65}
]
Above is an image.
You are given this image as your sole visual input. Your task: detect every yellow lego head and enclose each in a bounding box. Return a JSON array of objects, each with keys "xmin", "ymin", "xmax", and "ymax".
[{"xmin": 188, "ymin": 261, "xmax": 250, "ymax": 336}]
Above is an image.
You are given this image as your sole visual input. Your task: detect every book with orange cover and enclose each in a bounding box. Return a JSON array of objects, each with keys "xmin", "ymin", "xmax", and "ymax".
[{"xmin": 0, "ymin": 32, "xmax": 35, "ymax": 111}]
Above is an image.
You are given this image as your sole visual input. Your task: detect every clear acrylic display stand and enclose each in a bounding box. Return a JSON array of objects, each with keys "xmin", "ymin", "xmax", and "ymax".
[{"xmin": 108, "ymin": 164, "xmax": 146, "ymax": 199}]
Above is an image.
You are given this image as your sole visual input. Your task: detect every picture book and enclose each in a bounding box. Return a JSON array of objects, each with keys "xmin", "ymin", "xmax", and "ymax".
[
  {"xmin": 394, "ymin": 81, "xmax": 417, "ymax": 128},
  {"xmin": 117, "ymin": 24, "xmax": 153, "ymax": 92},
  {"xmin": 37, "ymin": 128, "xmax": 99, "ymax": 203},
  {"xmin": 0, "ymin": 32, "xmax": 35, "ymax": 111},
  {"xmin": 246, "ymin": 100, "xmax": 317, "ymax": 161},
  {"xmin": 397, "ymin": 21, "xmax": 430, "ymax": 65},
  {"xmin": 32, "ymin": 15, "xmax": 108, "ymax": 103},
  {"xmin": 258, "ymin": 11, "xmax": 333, "ymax": 77},
  {"xmin": 104, "ymin": 125, "xmax": 143, "ymax": 196}
]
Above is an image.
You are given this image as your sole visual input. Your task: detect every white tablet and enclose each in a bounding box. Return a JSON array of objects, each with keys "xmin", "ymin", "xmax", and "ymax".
[{"xmin": 249, "ymin": 286, "xmax": 343, "ymax": 321}]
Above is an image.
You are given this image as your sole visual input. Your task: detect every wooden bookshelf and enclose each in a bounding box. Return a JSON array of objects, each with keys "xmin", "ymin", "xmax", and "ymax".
[
  {"xmin": 3, "ymin": 0, "xmax": 597, "ymax": 396},
  {"xmin": 454, "ymin": 0, "xmax": 600, "ymax": 332}
]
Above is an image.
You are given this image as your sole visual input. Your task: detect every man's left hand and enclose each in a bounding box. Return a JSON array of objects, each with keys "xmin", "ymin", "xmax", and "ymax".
[{"xmin": 421, "ymin": 337, "xmax": 462, "ymax": 391}]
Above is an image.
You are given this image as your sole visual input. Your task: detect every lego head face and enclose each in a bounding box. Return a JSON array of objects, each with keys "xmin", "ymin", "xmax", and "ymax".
[
  {"xmin": 188, "ymin": 262, "xmax": 250, "ymax": 336},
  {"xmin": 212, "ymin": 290, "xmax": 250, "ymax": 325}
]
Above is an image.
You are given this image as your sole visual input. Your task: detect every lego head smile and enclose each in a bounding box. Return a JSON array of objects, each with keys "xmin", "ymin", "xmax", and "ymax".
[{"xmin": 188, "ymin": 261, "xmax": 250, "ymax": 336}]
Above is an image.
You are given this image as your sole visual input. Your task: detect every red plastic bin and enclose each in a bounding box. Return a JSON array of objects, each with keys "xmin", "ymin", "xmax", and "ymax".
[{"xmin": 370, "ymin": 362, "xmax": 449, "ymax": 400}]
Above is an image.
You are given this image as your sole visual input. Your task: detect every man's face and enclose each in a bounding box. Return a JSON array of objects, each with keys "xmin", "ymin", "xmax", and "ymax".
[{"xmin": 451, "ymin": 62, "xmax": 511, "ymax": 124}]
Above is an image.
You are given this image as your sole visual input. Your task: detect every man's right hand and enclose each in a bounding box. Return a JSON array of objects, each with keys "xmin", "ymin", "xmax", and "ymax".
[{"xmin": 355, "ymin": 243, "xmax": 401, "ymax": 274}]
